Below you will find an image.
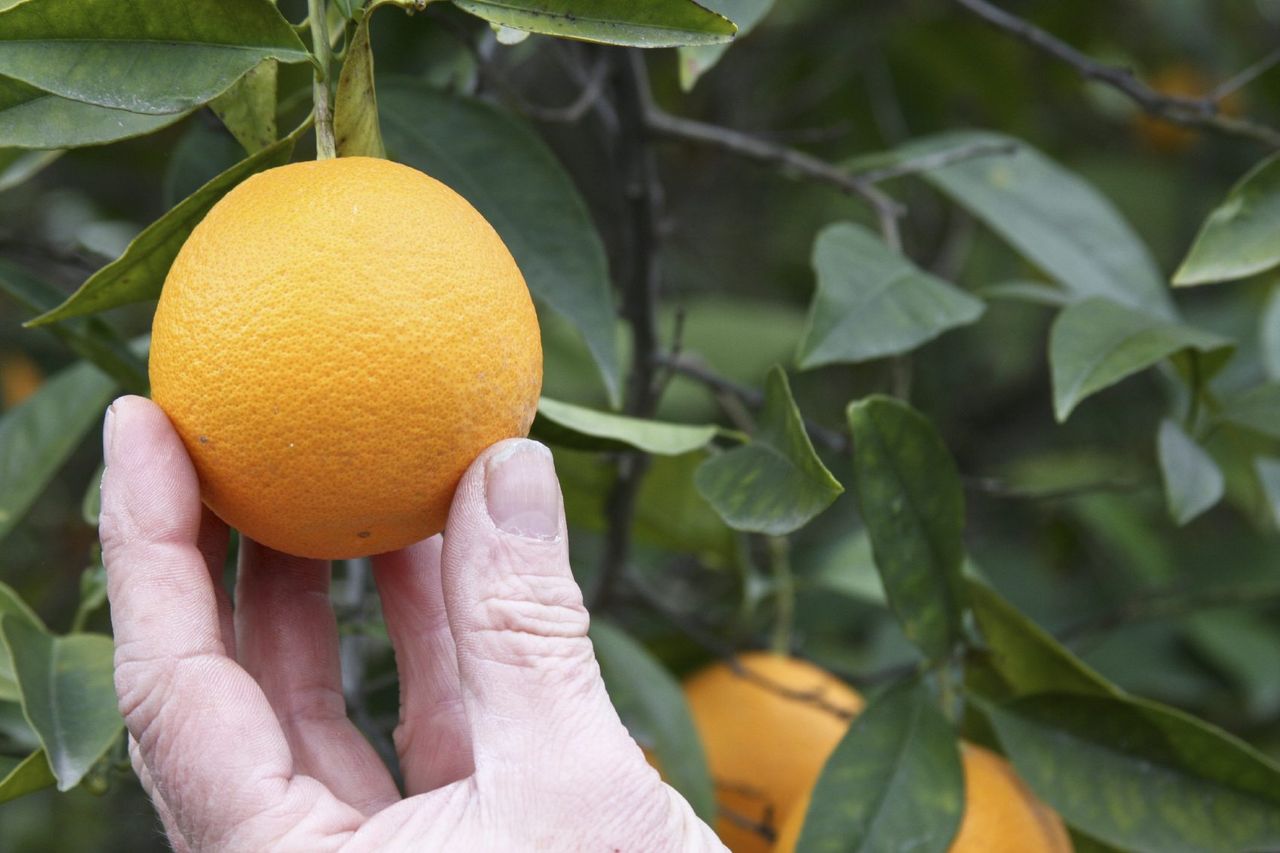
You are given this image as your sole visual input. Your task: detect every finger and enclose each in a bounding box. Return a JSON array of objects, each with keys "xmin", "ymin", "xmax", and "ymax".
[
  {"xmin": 130, "ymin": 736, "xmax": 193, "ymax": 853},
  {"xmin": 196, "ymin": 506, "xmax": 235, "ymax": 656},
  {"xmin": 100, "ymin": 396, "xmax": 345, "ymax": 847},
  {"xmin": 371, "ymin": 537, "xmax": 473, "ymax": 793},
  {"xmin": 235, "ymin": 539, "xmax": 400, "ymax": 814},
  {"xmin": 440, "ymin": 439, "xmax": 633, "ymax": 778}
]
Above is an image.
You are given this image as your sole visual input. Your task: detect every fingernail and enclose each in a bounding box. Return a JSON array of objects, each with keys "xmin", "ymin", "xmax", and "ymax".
[{"xmin": 484, "ymin": 440, "xmax": 560, "ymax": 541}]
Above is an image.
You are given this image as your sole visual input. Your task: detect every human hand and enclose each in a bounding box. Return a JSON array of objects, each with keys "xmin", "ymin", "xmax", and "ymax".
[{"xmin": 100, "ymin": 395, "xmax": 724, "ymax": 852}]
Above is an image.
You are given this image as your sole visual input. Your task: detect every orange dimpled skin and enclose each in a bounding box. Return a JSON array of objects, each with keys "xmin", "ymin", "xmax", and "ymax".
[{"xmin": 149, "ymin": 157, "xmax": 542, "ymax": 559}]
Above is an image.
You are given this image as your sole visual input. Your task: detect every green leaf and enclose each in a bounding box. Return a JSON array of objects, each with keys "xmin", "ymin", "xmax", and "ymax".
[
  {"xmin": 0, "ymin": 749, "xmax": 55, "ymax": 804},
  {"xmin": 694, "ymin": 366, "xmax": 842, "ymax": 535},
  {"xmin": 1255, "ymin": 457, "xmax": 1280, "ymax": 528},
  {"xmin": 334, "ymin": 9, "xmax": 385, "ymax": 159},
  {"xmin": 847, "ymin": 395, "xmax": 967, "ymax": 662},
  {"xmin": 0, "ymin": 581, "xmax": 45, "ymax": 703},
  {"xmin": 450, "ymin": 0, "xmax": 736, "ymax": 47},
  {"xmin": 0, "ymin": 75, "xmax": 186, "ymax": 149},
  {"xmin": 1, "ymin": 618, "xmax": 122, "ymax": 791},
  {"xmin": 162, "ymin": 122, "xmax": 248, "ymax": 211},
  {"xmin": 1156, "ymin": 419, "xmax": 1223, "ymax": 525},
  {"xmin": 1174, "ymin": 153, "xmax": 1280, "ymax": 286},
  {"xmin": 29, "ymin": 116, "xmax": 310, "ymax": 326},
  {"xmin": 534, "ymin": 397, "xmax": 720, "ymax": 455},
  {"xmin": 905, "ymin": 131, "xmax": 1175, "ymax": 319},
  {"xmin": 796, "ymin": 222, "xmax": 984, "ymax": 368},
  {"xmin": 81, "ymin": 463, "xmax": 104, "ymax": 528},
  {"xmin": 0, "ymin": 361, "xmax": 117, "ymax": 545},
  {"xmin": 590, "ymin": 619, "xmax": 716, "ymax": 823},
  {"xmin": 72, "ymin": 565, "xmax": 109, "ymax": 634},
  {"xmin": 0, "ymin": 0, "xmax": 310, "ymax": 115},
  {"xmin": 1048, "ymin": 298, "xmax": 1231, "ymax": 422},
  {"xmin": 982, "ymin": 693, "xmax": 1280, "ymax": 853},
  {"xmin": 0, "ymin": 147, "xmax": 61, "ymax": 192},
  {"xmin": 975, "ymin": 279, "xmax": 1071, "ymax": 307},
  {"xmin": 210, "ymin": 60, "xmax": 278, "ymax": 154},
  {"xmin": 795, "ymin": 681, "xmax": 963, "ymax": 853},
  {"xmin": 380, "ymin": 79, "xmax": 620, "ymax": 404},
  {"xmin": 0, "ymin": 259, "xmax": 148, "ymax": 392},
  {"xmin": 678, "ymin": 0, "xmax": 773, "ymax": 89},
  {"xmin": 1262, "ymin": 288, "xmax": 1280, "ymax": 381},
  {"xmin": 1185, "ymin": 611, "xmax": 1280, "ymax": 721},
  {"xmin": 1218, "ymin": 383, "xmax": 1280, "ymax": 440}
]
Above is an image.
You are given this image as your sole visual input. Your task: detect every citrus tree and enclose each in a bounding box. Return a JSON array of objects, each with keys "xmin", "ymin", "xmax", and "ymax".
[{"xmin": 3, "ymin": 0, "xmax": 1280, "ymax": 850}]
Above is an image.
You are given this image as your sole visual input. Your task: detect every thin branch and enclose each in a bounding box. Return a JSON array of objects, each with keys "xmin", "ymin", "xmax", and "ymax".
[
  {"xmin": 954, "ymin": 0, "xmax": 1280, "ymax": 148},
  {"xmin": 521, "ymin": 53, "xmax": 611, "ymax": 123},
  {"xmin": 1211, "ymin": 46, "xmax": 1280, "ymax": 101},
  {"xmin": 307, "ymin": 0, "xmax": 336, "ymax": 159},
  {"xmin": 857, "ymin": 140, "xmax": 1017, "ymax": 184}
]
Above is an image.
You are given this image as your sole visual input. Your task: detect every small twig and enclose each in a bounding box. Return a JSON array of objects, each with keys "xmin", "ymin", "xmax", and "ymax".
[
  {"xmin": 857, "ymin": 140, "xmax": 1017, "ymax": 184},
  {"xmin": 307, "ymin": 0, "xmax": 337, "ymax": 159},
  {"xmin": 522, "ymin": 54, "xmax": 611, "ymax": 123},
  {"xmin": 1210, "ymin": 45, "xmax": 1280, "ymax": 102}
]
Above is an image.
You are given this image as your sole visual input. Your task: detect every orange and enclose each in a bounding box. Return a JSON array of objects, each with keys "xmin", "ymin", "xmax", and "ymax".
[
  {"xmin": 1134, "ymin": 64, "xmax": 1244, "ymax": 154},
  {"xmin": 680, "ymin": 653, "xmax": 864, "ymax": 853},
  {"xmin": 149, "ymin": 156, "xmax": 542, "ymax": 559},
  {"xmin": 1, "ymin": 351, "xmax": 43, "ymax": 408},
  {"xmin": 774, "ymin": 743, "xmax": 1072, "ymax": 852}
]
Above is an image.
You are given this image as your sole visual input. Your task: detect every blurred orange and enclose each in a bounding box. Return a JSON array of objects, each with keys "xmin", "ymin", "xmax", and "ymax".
[
  {"xmin": 1135, "ymin": 64, "xmax": 1245, "ymax": 154},
  {"xmin": 1, "ymin": 351, "xmax": 43, "ymax": 409}
]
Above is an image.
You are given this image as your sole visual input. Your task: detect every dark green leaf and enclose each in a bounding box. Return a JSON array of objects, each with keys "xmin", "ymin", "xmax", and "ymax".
[
  {"xmin": 906, "ymin": 132, "xmax": 1175, "ymax": 318},
  {"xmin": 0, "ymin": 0, "xmax": 310, "ymax": 115},
  {"xmin": 30, "ymin": 117, "xmax": 310, "ymax": 326},
  {"xmin": 1174, "ymin": 153, "xmax": 1280, "ymax": 286},
  {"xmin": 847, "ymin": 395, "xmax": 966, "ymax": 662},
  {"xmin": 1218, "ymin": 384, "xmax": 1280, "ymax": 440},
  {"xmin": 380, "ymin": 79, "xmax": 620, "ymax": 404},
  {"xmin": 974, "ymin": 279, "xmax": 1070, "ymax": 307},
  {"xmin": 1156, "ymin": 419, "xmax": 1223, "ymax": 525},
  {"xmin": 1049, "ymin": 298, "xmax": 1231, "ymax": 422},
  {"xmin": 1, "ymin": 618, "xmax": 122, "ymax": 790},
  {"xmin": 334, "ymin": 9, "xmax": 385, "ymax": 159},
  {"xmin": 0, "ymin": 76, "xmax": 186, "ymax": 149},
  {"xmin": 795, "ymin": 222, "xmax": 984, "ymax": 368},
  {"xmin": 0, "ymin": 749, "xmax": 55, "ymax": 804},
  {"xmin": 0, "ymin": 147, "xmax": 61, "ymax": 191},
  {"xmin": 72, "ymin": 565, "xmax": 109, "ymax": 634},
  {"xmin": 534, "ymin": 397, "xmax": 720, "ymax": 455},
  {"xmin": 678, "ymin": 0, "xmax": 773, "ymax": 88},
  {"xmin": 0, "ymin": 581, "xmax": 44, "ymax": 703},
  {"xmin": 1184, "ymin": 611, "xmax": 1280, "ymax": 720},
  {"xmin": 590, "ymin": 619, "xmax": 716, "ymax": 823},
  {"xmin": 210, "ymin": 60, "xmax": 278, "ymax": 154},
  {"xmin": 450, "ymin": 0, "xmax": 736, "ymax": 47},
  {"xmin": 161, "ymin": 122, "xmax": 248, "ymax": 211},
  {"xmin": 1256, "ymin": 457, "xmax": 1280, "ymax": 528},
  {"xmin": 1263, "ymin": 288, "xmax": 1280, "ymax": 381},
  {"xmin": 795, "ymin": 681, "xmax": 963, "ymax": 853},
  {"xmin": 983, "ymin": 693, "xmax": 1280, "ymax": 853},
  {"xmin": 695, "ymin": 366, "xmax": 842, "ymax": 535},
  {"xmin": 0, "ymin": 361, "xmax": 117, "ymax": 544}
]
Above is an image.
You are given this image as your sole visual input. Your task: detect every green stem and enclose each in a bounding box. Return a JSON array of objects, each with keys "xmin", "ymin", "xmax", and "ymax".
[
  {"xmin": 308, "ymin": 0, "xmax": 337, "ymax": 159},
  {"xmin": 768, "ymin": 536, "xmax": 795, "ymax": 654}
]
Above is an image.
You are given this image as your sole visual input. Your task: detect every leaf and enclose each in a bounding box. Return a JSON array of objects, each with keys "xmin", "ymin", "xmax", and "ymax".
[
  {"xmin": 534, "ymin": 397, "xmax": 720, "ymax": 455},
  {"xmin": 334, "ymin": 9, "xmax": 385, "ymax": 159},
  {"xmin": 1048, "ymin": 298, "xmax": 1231, "ymax": 422},
  {"xmin": 1156, "ymin": 419, "xmax": 1223, "ymax": 525},
  {"xmin": 678, "ymin": 0, "xmax": 773, "ymax": 89},
  {"xmin": 795, "ymin": 681, "xmax": 963, "ymax": 853},
  {"xmin": 975, "ymin": 279, "xmax": 1071, "ymax": 307},
  {"xmin": 1263, "ymin": 288, "xmax": 1280, "ymax": 381},
  {"xmin": 1174, "ymin": 153, "xmax": 1280, "ymax": 286},
  {"xmin": 982, "ymin": 693, "xmax": 1280, "ymax": 853},
  {"xmin": 380, "ymin": 79, "xmax": 620, "ymax": 404},
  {"xmin": 1217, "ymin": 384, "xmax": 1280, "ymax": 440},
  {"xmin": 847, "ymin": 395, "xmax": 967, "ymax": 662},
  {"xmin": 0, "ymin": 581, "xmax": 44, "ymax": 703},
  {"xmin": 694, "ymin": 366, "xmax": 842, "ymax": 535},
  {"xmin": 1185, "ymin": 611, "xmax": 1280, "ymax": 721},
  {"xmin": 589, "ymin": 620, "xmax": 716, "ymax": 823},
  {"xmin": 905, "ymin": 131, "xmax": 1175, "ymax": 319},
  {"xmin": 1255, "ymin": 457, "xmax": 1280, "ymax": 528},
  {"xmin": 0, "ymin": 259, "xmax": 148, "ymax": 392},
  {"xmin": 210, "ymin": 60, "xmax": 278, "ymax": 154},
  {"xmin": 0, "ymin": 148, "xmax": 61, "ymax": 192},
  {"xmin": 450, "ymin": 0, "xmax": 736, "ymax": 48},
  {"xmin": 81, "ymin": 463, "xmax": 104, "ymax": 527},
  {"xmin": 0, "ymin": 0, "xmax": 310, "ymax": 115},
  {"xmin": 1, "ymin": 618, "xmax": 123, "ymax": 791},
  {"xmin": 161, "ymin": 121, "xmax": 249, "ymax": 211},
  {"xmin": 0, "ymin": 749, "xmax": 55, "ymax": 804},
  {"xmin": 30, "ymin": 116, "xmax": 311, "ymax": 326},
  {"xmin": 0, "ymin": 361, "xmax": 117, "ymax": 545},
  {"xmin": 795, "ymin": 222, "xmax": 984, "ymax": 368},
  {"xmin": 0, "ymin": 75, "xmax": 186, "ymax": 149}
]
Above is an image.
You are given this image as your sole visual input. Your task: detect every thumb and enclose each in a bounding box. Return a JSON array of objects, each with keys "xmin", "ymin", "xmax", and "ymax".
[{"xmin": 440, "ymin": 439, "xmax": 634, "ymax": 779}]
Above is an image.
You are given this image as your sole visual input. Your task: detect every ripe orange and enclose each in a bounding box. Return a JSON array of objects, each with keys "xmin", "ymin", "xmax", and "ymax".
[
  {"xmin": 774, "ymin": 743, "xmax": 1072, "ymax": 852},
  {"xmin": 680, "ymin": 653, "xmax": 864, "ymax": 853},
  {"xmin": 149, "ymin": 156, "xmax": 542, "ymax": 559},
  {"xmin": 0, "ymin": 351, "xmax": 43, "ymax": 409}
]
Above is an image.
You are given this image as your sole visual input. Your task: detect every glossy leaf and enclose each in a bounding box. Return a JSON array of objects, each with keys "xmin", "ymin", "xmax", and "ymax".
[
  {"xmin": 210, "ymin": 60, "xmax": 278, "ymax": 154},
  {"xmin": 334, "ymin": 9, "xmax": 385, "ymax": 159},
  {"xmin": 847, "ymin": 395, "xmax": 966, "ymax": 662},
  {"xmin": 590, "ymin": 620, "xmax": 716, "ymax": 822},
  {"xmin": 1049, "ymin": 298, "xmax": 1230, "ymax": 422},
  {"xmin": 0, "ymin": 76, "xmax": 186, "ymax": 149},
  {"xmin": 380, "ymin": 79, "xmax": 620, "ymax": 404},
  {"xmin": 0, "ymin": 148, "xmax": 61, "ymax": 191},
  {"xmin": 1156, "ymin": 419, "xmax": 1223, "ymax": 525},
  {"xmin": 450, "ymin": 0, "xmax": 736, "ymax": 47},
  {"xmin": 906, "ymin": 131, "xmax": 1175, "ymax": 318},
  {"xmin": 796, "ymin": 222, "xmax": 984, "ymax": 368},
  {"xmin": 1174, "ymin": 153, "xmax": 1280, "ymax": 286},
  {"xmin": 795, "ymin": 681, "xmax": 963, "ymax": 853},
  {"xmin": 694, "ymin": 366, "xmax": 842, "ymax": 535},
  {"xmin": 30, "ymin": 117, "xmax": 310, "ymax": 326},
  {"xmin": 0, "ymin": 361, "xmax": 117, "ymax": 544},
  {"xmin": 983, "ymin": 693, "xmax": 1280, "ymax": 853},
  {"xmin": 1, "ymin": 618, "xmax": 122, "ymax": 790},
  {"xmin": 0, "ymin": 750, "xmax": 55, "ymax": 804},
  {"xmin": 0, "ymin": 581, "xmax": 44, "ymax": 703},
  {"xmin": 678, "ymin": 0, "xmax": 773, "ymax": 88},
  {"xmin": 534, "ymin": 397, "xmax": 720, "ymax": 455},
  {"xmin": 1219, "ymin": 384, "xmax": 1280, "ymax": 440},
  {"xmin": 0, "ymin": 0, "xmax": 310, "ymax": 115}
]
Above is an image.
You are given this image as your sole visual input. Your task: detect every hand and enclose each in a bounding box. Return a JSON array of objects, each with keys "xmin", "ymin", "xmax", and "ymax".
[{"xmin": 100, "ymin": 396, "xmax": 723, "ymax": 852}]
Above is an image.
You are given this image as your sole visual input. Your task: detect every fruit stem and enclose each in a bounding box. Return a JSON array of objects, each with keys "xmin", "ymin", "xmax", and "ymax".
[
  {"xmin": 308, "ymin": 0, "xmax": 338, "ymax": 159},
  {"xmin": 768, "ymin": 536, "xmax": 795, "ymax": 655}
]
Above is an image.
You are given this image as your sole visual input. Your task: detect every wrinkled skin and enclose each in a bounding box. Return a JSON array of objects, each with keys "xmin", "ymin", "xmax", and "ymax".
[{"xmin": 101, "ymin": 396, "xmax": 724, "ymax": 852}]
